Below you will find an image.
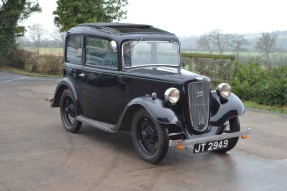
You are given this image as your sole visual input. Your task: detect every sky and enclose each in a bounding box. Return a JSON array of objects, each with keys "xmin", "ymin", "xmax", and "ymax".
[{"xmin": 22, "ymin": 0, "xmax": 287, "ymax": 37}]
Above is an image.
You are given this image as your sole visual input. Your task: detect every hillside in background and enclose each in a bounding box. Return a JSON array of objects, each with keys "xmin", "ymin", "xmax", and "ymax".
[{"xmin": 180, "ymin": 30, "xmax": 287, "ymax": 52}]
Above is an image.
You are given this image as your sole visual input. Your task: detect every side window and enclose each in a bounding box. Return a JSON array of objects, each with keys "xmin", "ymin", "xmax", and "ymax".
[
  {"xmin": 66, "ymin": 35, "xmax": 83, "ymax": 65},
  {"xmin": 85, "ymin": 37, "xmax": 118, "ymax": 69}
]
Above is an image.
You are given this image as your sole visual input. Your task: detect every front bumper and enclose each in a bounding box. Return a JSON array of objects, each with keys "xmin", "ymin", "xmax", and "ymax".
[
  {"xmin": 169, "ymin": 128, "xmax": 251, "ymax": 148},
  {"xmin": 49, "ymin": 98, "xmax": 55, "ymax": 107}
]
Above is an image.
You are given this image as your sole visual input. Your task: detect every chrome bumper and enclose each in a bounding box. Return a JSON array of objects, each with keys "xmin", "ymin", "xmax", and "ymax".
[
  {"xmin": 169, "ymin": 128, "xmax": 251, "ymax": 147},
  {"xmin": 48, "ymin": 98, "xmax": 54, "ymax": 107}
]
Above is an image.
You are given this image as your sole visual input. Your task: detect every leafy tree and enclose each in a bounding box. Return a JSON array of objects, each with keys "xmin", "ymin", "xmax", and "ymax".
[
  {"xmin": 0, "ymin": 0, "xmax": 41, "ymax": 66},
  {"xmin": 229, "ymin": 34, "xmax": 249, "ymax": 60},
  {"xmin": 256, "ymin": 32, "xmax": 278, "ymax": 64},
  {"xmin": 53, "ymin": 0, "xmax": 128, "ymax": 32}
]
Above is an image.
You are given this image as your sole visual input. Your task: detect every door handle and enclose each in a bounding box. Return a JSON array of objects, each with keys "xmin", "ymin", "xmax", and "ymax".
[{"xmin": 79, "ymin": 73, "xmax": 85, "ymax": 77}]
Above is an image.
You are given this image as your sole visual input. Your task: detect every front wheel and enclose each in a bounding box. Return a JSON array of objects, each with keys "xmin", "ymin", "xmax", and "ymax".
[
  {"xmin": 214, "ymin": 116, "xmax": 240, "ymax": 153},
  {"xmin": 132, "ymin": 109, "xmax": 169, "ymax": 164},
  {"xmin": 60, "ymin": 89, "xmax": 82, "ymax": 133}
]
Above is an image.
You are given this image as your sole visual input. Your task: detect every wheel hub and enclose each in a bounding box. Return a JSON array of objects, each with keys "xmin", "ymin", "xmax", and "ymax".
[{"xmin": 137, "ymin": 116, "xmax": 159, "ymax": 156}]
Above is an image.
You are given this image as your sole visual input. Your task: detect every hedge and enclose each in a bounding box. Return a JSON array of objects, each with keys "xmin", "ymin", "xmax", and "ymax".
[{"xmin": 232, "ymin": 62, "xmax": 287, "ymax": 106}]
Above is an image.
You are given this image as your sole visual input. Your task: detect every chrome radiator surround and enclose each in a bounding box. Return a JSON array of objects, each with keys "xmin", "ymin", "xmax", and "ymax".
[{"xmin": 188, "ymin": 82, "xmax": 210, "ymax": 133}]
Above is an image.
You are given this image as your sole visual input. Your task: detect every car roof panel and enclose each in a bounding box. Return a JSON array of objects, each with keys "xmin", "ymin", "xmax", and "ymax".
[{"xmin": 76, "ymin": 23, "xmax": 172, "ymax": 34}]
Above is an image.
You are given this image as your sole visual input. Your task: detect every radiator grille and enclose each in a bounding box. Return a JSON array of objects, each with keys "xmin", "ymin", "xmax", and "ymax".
[{"xmin": 188, "ymin": 82, "xmax": 210, "ymax": 132}]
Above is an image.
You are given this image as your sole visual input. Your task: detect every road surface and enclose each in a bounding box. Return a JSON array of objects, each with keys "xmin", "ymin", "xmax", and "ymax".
[{"xmin": 0, "ymin": 72, "xmax": 286, "ymax": 191}]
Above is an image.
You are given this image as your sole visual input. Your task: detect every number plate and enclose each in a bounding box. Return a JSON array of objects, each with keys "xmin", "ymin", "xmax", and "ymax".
[{"xmin": 193, "ymin": 140, "xmax": 229, "ymax": 153}]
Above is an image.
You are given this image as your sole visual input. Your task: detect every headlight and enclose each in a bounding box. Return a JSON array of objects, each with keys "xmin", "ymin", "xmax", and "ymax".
[
  {"xmin": 165, "ymin": 88, "xmax": 180, "ymax": 104},
  {"xmin": 216, "ymin": 83, "xmax": 231, "ymax": 99}
]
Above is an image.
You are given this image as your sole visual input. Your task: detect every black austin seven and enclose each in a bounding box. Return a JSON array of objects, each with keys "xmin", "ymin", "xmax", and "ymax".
[{"xmin": 50, "ymin": 23, "xmax": 250, "ymax": 164}]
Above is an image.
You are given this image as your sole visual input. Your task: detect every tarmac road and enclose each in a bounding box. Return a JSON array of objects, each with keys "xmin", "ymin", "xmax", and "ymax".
[{"xmin": 0, "ymin": 72, "xmax": 287, "ymax": 191}]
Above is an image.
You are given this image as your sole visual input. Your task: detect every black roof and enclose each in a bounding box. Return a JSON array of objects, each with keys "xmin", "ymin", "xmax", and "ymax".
[
  {"xmin": 68, "ymin": 23, "xmax": 179, "ymax": 44},
  {"xmin": 77, "ymin": 23, "xmax": 173, "ymax": 35}
]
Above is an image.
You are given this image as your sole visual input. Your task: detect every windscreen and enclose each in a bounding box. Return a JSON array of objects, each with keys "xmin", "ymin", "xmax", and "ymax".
[{"xmin": 122, "ymin": 41, "xmax": 180, "ymax": 68}]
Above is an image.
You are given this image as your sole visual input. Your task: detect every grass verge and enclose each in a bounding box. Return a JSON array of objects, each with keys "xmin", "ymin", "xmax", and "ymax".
[
  {"xmin": 0, "ymin": 67, "xmax": 61, "ymax": 78},
  {"xmin": 244, "ymin": 101, "xmax": 287, "ymax": 114}
]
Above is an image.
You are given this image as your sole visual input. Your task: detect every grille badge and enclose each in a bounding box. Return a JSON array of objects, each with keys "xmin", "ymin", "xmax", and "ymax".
[{"xmin": 195, "ymin": 91, "xmax": 204, "ymax": 98}]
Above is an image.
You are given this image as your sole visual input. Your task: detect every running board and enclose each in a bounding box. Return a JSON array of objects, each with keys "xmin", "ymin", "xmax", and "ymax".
[{"xmin": 76, "ymin": 115, "xmax": 116, "ymax": 132}]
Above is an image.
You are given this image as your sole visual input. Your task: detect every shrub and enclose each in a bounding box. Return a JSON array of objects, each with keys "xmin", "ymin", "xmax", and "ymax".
[
  {"xmin": 19, "ymin": 51, "xmax": 63, "ymax": 75},
  {"xmin": 0, "ymin": 49, "xmax": 36, "ymax": 69},
  {"xmin": 232, "ymin": 62, "xmax": 287, "ymax": 106},
  {"xmin": 31, "ymin": 54, "xmax": 63, "ymax": 75}
]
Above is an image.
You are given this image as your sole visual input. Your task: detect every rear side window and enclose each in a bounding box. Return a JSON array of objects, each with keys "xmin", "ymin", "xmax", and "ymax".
[
  {"xmin": 66, "ymin": 35, "xmax": 83, "ymax": 65},
  {"xmin": 85, "ymin": 37, "xmax": 118, "ymax": 69}
]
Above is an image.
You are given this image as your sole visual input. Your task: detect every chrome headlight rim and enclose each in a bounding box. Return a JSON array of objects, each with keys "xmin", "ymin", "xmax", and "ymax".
[
  {"xmin": 216, "ymin": 83, "xmax": 232, "ymax": 99},
  {"xmin": 164, "ymin": 87, "xmax": 180, "ymax": 105}
]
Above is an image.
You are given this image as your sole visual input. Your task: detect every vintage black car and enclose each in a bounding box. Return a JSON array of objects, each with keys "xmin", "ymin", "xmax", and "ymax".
[{"xmin": 50, "ymin": 23, "xmax": 250, "ymax": 164}]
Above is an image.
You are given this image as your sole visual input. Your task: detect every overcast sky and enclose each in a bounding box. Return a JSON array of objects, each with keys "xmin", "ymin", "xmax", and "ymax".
[{"xmin": 22, "ymin": 0, "xmax": 286, "ymax": 37}]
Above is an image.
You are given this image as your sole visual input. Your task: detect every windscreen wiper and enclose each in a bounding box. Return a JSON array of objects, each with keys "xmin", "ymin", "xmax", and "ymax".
[{"xmin": 126, "ymin": 38, "xmax": 143, "ymax": 53}]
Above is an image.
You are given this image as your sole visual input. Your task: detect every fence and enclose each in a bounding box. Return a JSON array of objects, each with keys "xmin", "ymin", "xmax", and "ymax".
[{"xmin": 181, "ymin": 53, "xmax": 236, "ymax": 83}]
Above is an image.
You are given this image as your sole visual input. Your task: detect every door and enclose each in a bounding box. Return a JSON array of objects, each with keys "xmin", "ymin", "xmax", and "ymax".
[
  {"xmin": 64, "ymin": 34, "xmax": 84, "ymax": 96},
  {"xmin": 78, "ymin": 36, "xmax": 127, "ymax": 124}
]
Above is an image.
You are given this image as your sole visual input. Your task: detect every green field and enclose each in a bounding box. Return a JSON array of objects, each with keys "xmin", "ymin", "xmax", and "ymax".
[
  {"xmin": 23, "ymin": 48, "xmax": 287, "ymax": 59},
  {"xmin": 22, "ymin": 48, "xmax": 287, "ymax": 66},
  {"xmin": 24, "ymin": 47, "xmax": 63, "ymax": 56},
  {"xmin": 186, "ymin": 50, "xmax": 287, "ymax": 57},
  {"xmin": 183, "ymin": 51, "xmax": 287, "ymax": 66}
]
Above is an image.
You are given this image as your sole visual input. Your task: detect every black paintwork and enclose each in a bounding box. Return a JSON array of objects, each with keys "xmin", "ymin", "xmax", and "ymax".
[
  {"xmin": 210, "ymin": 92, "xmax": 245, "ymax": 125},
  {"xmin": 51, "ymin": 23, "xmax": 244, "ymax": 139}
]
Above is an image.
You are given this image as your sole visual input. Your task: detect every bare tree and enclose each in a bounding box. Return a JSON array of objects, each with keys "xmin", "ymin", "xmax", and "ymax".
[
  {"xmin": 256, "ymin": 32, "xmax": 278, "ymax": 64},
  {"xmin": 29, "ymin": 23, "xmax": 47, "ymax": 55},
  {"xmin": 197, "ymin": 30, "xmax": 231, "ymax": 55},
  {"xmin": 197, "ymin": 34, "xmax": 213, "ymax": 54},
  {"xmin": 209, "ymin": 29, "xmax": 230, "ymax": 55},
  {"xmin": 229, "ymin": 34, "xmax": 249, "ymax": 60},
  {"xmin": 50, "ymin": 28, "xmax": 65, "ymax": 47}
]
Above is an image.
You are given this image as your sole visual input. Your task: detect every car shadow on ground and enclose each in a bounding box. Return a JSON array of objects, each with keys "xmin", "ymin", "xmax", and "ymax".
[{"xmin": 71, "ymin": 124, "xmax": 235, "ymax": 166}]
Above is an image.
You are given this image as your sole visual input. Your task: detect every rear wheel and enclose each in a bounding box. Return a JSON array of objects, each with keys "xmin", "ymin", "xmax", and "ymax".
[
  {"xmin": 214, "ymin": 116, "xmax": 240, "ymax": 153},
  {"xmin": 60, "ymin": 89, "xmax": 82, "ymax": 133},
  {"xmin": 132, "ymin": 109, "xmax": 169, "ymax": 164}
]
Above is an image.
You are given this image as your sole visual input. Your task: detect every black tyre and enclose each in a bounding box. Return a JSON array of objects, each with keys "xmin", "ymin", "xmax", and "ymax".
[
  {"xmin": 132, "ymin": 109, "xmax": 169, "ymax": 164},
  {"xmin": 60, "ymin": 89, "xmax": 82, "ymax": 133},
  {"xmin": 215, "ymin": 116, "xmax": 240, "ymax": 153}
]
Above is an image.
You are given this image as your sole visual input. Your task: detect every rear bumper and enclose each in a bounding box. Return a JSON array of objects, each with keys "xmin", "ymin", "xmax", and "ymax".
[{"xmin": 169, "ymin": 128, "xmax": 251, "ymax": 147}]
